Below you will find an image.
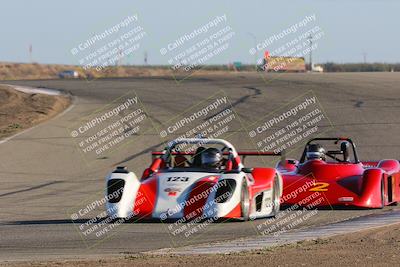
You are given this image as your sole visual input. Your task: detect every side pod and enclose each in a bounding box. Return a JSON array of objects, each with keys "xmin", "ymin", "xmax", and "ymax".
[
  {"xmin": 359, "ymin": 168, "xmax": 384, "ymax": 208},
  {"xmin": 252, "ymin": 168, "xmax": 283, "ymax": 196},
  {"xmin": 105, "ymin": 167, "xmax": 140, "ymax": 219}
]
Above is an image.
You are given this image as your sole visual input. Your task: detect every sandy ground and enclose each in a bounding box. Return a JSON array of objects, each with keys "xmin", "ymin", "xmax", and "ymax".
[
  {"xmin": 0, "ymin": 85, "xmax": 70, "ymax": 139},
  {"xmin": 1, "ymin": 223, "xmax": 398, "ymax": 267}
]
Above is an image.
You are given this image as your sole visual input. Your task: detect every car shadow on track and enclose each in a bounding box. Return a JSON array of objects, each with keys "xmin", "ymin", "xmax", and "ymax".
[
  {"xmin": 0, "ymin": 219, "xmax": 91, "ymax": 225},
  {"xmin": 0, "ymin": 217, "xmax": 248, "ymax": 226},
  {"xmin": 3, "ymin": 204, "xmax": 397, "ymax": 226}
]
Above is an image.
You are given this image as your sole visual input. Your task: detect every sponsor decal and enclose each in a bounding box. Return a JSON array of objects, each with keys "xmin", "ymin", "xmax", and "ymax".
[{"xmin": 164, "ymin": 187, "xmax": 181, "ymax": 196}]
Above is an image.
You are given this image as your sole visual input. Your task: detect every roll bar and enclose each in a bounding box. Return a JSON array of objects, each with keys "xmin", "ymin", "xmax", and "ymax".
[{"xmin": 299, "ymin": 137, "xmax": 359, "ymax": 163}]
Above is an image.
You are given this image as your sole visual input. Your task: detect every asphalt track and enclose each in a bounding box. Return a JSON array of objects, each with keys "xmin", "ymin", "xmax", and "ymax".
[{"xmin": 0, "ymin": 72, "xmax": 399, "ymax": 261}]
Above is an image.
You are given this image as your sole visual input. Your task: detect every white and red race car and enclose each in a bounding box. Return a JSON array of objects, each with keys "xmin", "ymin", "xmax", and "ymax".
[{"xmin": 105, "ymin": 138, "xmax": 282, "ymax": 221}]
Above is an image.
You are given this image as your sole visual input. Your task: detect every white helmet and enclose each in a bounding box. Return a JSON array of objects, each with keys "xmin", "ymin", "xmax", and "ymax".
[{"xmin": 306, "ymin": 144, "xmax": 326, "ymax": 161}]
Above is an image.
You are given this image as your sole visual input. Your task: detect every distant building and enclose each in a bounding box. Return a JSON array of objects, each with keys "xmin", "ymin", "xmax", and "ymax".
[{"xmin": 262, "ymin": 56, "xmax": 306, "ymax": 72}]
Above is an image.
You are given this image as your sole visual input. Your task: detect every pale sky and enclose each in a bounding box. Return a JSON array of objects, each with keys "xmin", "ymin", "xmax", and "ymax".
[{"xmin": 0, "ymin": 0, "xmax": 398, "ymax": 65}]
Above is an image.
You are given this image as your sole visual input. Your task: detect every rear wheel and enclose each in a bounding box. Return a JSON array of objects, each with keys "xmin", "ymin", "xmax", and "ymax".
[
  {"xmin": 380, "ymin": 178, "xmax": 385, "ymax": 209},
  {"xmin": 240, "ymin": 179, "xmax": 250, "ymax": 221}
]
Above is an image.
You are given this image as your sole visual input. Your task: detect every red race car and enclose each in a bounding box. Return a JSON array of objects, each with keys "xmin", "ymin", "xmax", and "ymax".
[
  {"xmin": 105, "ymin": 138, "xmax": 283, "ymax": 221},
  {"xmin": 277, "ymin": 137, "xmax": 400, "ymax": 208}
]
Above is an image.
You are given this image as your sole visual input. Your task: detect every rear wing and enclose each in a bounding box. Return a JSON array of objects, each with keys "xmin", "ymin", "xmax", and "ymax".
[
  {"xmin": 237, "ymin": 151, "xmax": 284, "ymax": 165},
  {"xmin": 152, "ymin": 150, "xmax": 284, "ymax": 164},
  {"xmin": 151, "ymin": 151, "xmax": 281, "ymax": 156}
]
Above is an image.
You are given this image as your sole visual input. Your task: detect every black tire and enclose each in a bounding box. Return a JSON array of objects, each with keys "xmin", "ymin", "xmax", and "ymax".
[
  {"xmin": 271, "ymin": 175, "xmax": 281, "ymax": 217},
  {"xmin": 240, "ymin": 179, "xmax": 250, "ymax": 221},
  {"xmin": 380, "ymin": 178, "xmax": 385, "ymax": 209}
]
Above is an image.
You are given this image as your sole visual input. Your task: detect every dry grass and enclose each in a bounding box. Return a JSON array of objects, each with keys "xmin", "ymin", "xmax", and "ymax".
[
  {"xmin": 0, "ymin": 85, "xmax": 70, "ymax": 139},
  {"xmin": 0, "ymin": 62, "xmax": 230, "ymax": 80}
]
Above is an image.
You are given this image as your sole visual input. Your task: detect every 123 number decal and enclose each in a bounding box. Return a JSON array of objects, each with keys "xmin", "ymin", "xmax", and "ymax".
[{"xmin": 167, "ymin": 176, "xmax": 189, "ymax": 182}]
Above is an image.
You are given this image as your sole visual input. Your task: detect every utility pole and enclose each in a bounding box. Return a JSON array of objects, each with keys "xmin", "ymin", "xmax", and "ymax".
[
  {"xmin": 363, "ymin": 52, "xmax": 367, "ymax": 63},
  {"xmin": 308, "ymin": 34, "xmax": 313, "ymax": 71},
  {"xmin": 144, "ymin": 51, "xmax": 148, "ymax": 65},
  {"xmin": 117, "ymin": 48, "xmax": 123, "ymax": 66},
  {"xmin": 29, "ymin": 44, "xmax": 32, "ymax": 63}
]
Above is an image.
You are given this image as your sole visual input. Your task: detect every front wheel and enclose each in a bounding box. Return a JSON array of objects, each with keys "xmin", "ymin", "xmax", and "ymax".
[
  {"xmin": 271, "ymin": 175, "xmax": 281, "ymax": 217},
  {"xmin": 240, "ymin": 179, "xmax": 250, "ymax": 221}
]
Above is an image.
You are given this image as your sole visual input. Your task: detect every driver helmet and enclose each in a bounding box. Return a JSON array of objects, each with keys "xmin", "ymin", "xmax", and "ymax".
[
  {"xmin": 200, "ymin": 147, "xmax": 223, "ymax": 169},
  {"xmin": 340, "ymin": 141, "xmax": 351, "ymax": 162},
  {"xmin": 306, "ymin": 144, "xmax": 326, "ymax": 161}
]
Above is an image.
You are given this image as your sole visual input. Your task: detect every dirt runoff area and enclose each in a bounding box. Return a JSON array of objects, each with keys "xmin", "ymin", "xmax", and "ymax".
[
  {"xmin": 1, "ymin": 223, "xmax": 398, "ymax": 267},
  {"xmin": 0, "ymin": 85, "xmax": 70, "ymax": 139}
]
